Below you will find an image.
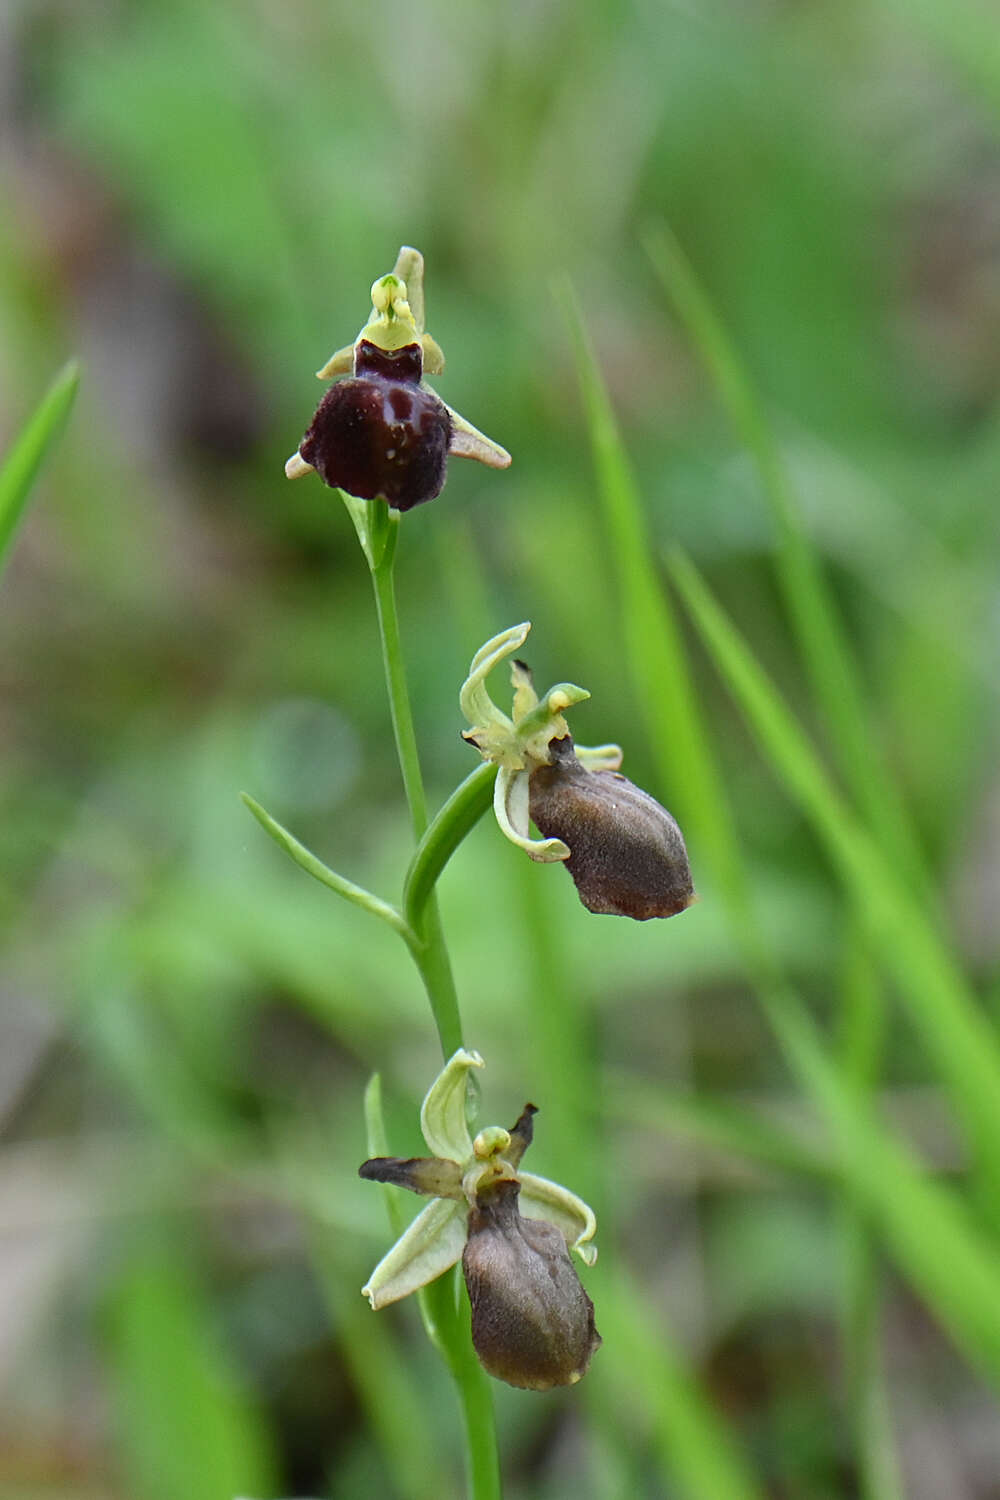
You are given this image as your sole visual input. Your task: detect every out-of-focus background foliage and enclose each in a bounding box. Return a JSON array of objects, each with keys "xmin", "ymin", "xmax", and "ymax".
[{"xmin": 3, "ymin": 1, "xmax": 1000, "ymax": 1496}]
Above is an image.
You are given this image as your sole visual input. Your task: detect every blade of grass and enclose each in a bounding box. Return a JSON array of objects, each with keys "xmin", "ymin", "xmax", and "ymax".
[
  {"xmin": 644, "ymin": 223, "xmax": 926, "ymax": 898},
  {"xmin": 606, "ymin": 1074, "xmax": 833, "ymax": 1186},
  {"xmin": 760, "ymin": 971, "xmax": 1000, "ymax": 1385},
  {"xmin": 107, "ymin": 1248, "xmax": 277, "ymax": 1500},
  {"xmin": 667, "ymin": 544, "xmax": 1000, "ymax": 1208},
  {"xmin": 879, "ymin": 0, "xmax": 1000, "ymax": 121},
  {"xmin": 560, "ymin": 280, "xmax": 747, "ymax": 916},
  {"xmin": 566, "ymin": 297, "xmax": 1000, "ymax": 1388},
  {"xmin": 839, "ymin": 925, "xmax": 903, "ymax": 1500},
  {"xmin": 589, "ymin": 1268, "xmax": 767, "ymax": 1500},
  {"xmin": 308, "ymin": 1228, "xmax": 451, "ymax": 1500},
  {"xmin": 0, "ymin": 360, "xmax": 79, "ymax": 577}
]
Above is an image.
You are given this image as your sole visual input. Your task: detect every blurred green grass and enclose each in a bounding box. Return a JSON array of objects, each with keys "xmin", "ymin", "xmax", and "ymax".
[{"xmin": 2, "ymin": 1, "xmax": 1000, "ymax": 1497}]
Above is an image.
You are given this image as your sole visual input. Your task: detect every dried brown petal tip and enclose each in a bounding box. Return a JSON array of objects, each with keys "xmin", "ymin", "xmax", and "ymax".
[
  {"xmin": 504, "ymin": 1103, "xmax": 537, "ymax": 1168},
  {"xmin": 529, "ymin": 736, "xmax": 694, "ymax": 920},
  {"xmin": 462, "ymin": 1180, "xmax": 601, "ymax": 1390},
  {"xmin": 358, "ymin": 1156, "xmax": 463, "ymax": 1199}
]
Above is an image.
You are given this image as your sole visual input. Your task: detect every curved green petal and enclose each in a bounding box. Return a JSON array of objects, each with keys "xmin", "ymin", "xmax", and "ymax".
[
  {"xmin": 518, "ymin": 1171, "xmax": 598, "ymax": 1266},
  {"xmin": 494, "ymin": 766, "xmax": 569, "ymax": 862},
  {"xmin": 391, "ymin": 246, "xmax": 427, "ymax": 332},
  {"xmin": 459, "ymin": 624, "xmax": 529, "ymax": 735},
  {"xmin": 361, "ymin": 1197, "xmax": 467, "ymax": 1310},
  {"xmin": 420, "ymin": 1048, "xmax": 484, "ymax": 1161},
  {"xmin": 574, "ymin": 741, "xmax": 623, "ymax": 771},
  {"xmin": 514, "ymin": 682, "xmax": 590, "ymax": 739},
  {"xmin": 314, "ymin": 344, "xmax": 354, "ymax": 379}
]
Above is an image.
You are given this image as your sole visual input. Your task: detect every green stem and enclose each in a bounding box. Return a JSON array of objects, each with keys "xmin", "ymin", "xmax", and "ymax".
[
  {"xmin": 404, "ymin": 761, "xmax": 498, "ymax": 930},
  {"xmin": 363, "ymin": 503, "xmax": 500, "ymax": 1499},
  {"xmin": 369, "ymin": 511, "xmax": 464, "ymax": 1059},
  {"xmin": 371, "ymin": 514, "xmax": 429, "ymax": 838},
  {"xmin": 452, "ymin": 1284, "xmax": 503, "ymax": 1500},
  {"xmin": 417, "ymin": 1273, "xmax": 501, "ymax": 1500}
]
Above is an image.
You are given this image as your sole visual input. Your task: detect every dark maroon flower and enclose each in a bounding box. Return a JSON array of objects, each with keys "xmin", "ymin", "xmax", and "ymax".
[
  {"xmin": 286, "ymin": 248, "xmax": 510, "ymax": 509},
  {"xmin": 299, "ymin": 342, "xmax": 453, "ymax": 512}
]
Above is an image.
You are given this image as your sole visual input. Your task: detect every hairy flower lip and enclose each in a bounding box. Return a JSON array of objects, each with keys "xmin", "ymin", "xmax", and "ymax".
[
  {"xmin": 463, "ymin": 1178, "xmax": 601, "ymax": 1391},
  {"xmin": 298, "ymin": 370, "xmax": 453, "ymax": 511},
  {"xmin": 529, "ymin": 735, "xmax": 695, "ymax": 920}
]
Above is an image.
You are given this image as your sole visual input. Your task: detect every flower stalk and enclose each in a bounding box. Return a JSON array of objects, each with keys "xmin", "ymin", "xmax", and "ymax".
[
  {"xmin": 358, "ymin": 498, "xmax": 501, "ymax": 1493},
  {"xmin": 365, "ymin": 503, "xmax": 464, "ymax": 1059},
  {"xmin": 250, "ymin": 246, "xmax": 677, "ymax": 1499}
]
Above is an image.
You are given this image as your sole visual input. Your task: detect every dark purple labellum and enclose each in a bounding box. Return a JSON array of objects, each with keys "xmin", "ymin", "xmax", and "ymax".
[
  {"xmin": 529, "ymin": 736, "xmax": 694, "ymax": 920},
  {"xmin": 463, "ymin": 1179, "xmax": 601, "ymax": 1391},
  {"xmin": 298, "ymin": 341, "xmax": 453, "ymax": 511}
]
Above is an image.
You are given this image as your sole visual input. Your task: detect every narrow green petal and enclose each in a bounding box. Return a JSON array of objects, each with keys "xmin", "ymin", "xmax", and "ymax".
[
  {"xmin": 574, "ymin": 742, "xmax": 623, "ymax": 771},
  {"xmin": 420, "ymin": 334, "xmax": 446, "ymax": 375},
  {"xmin": 518, "ymin": 1171, "xmax": 598, "ymax": 1266},
  {"xmin": 314, "ymin": 344, "xmax": 354, "ymax": 379},
  {"xmin": 362, "ymin": 1198, "xmax": 467, "ymax": 1310},
  {"xmin": 516, "ymin": 685, "xmax": 591, "ymax": 766},
  {"xmin": 445, "ymin": 405, "xmax": 512, "ymax": 469},
  {"xmin": 494, "ymin": 766, "xmax": 569, "ymax": 862},
  {"xmin": 392, "ymin": 246, "xmax": 427, "ymax": 333},
  {"xmin": 459, "ymin": 624, "xmax": 528, "ymax": 733},
  {"xmin": 510, "ymin": 659, "xmax": 539, "ymax": 721},
  {"xmin": 420, "ymin": 1048, "xmax": 485, "ymax": 1161}
]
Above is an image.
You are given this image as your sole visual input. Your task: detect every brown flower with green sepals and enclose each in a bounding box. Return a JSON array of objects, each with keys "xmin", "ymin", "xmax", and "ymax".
[
  {"xmin": 359, "ymin": 1049, "xmax": 600, "ymax": 1391},
  {"xmin": 459, "ymin": 624, "xmax": 695, "ymax": 919}
]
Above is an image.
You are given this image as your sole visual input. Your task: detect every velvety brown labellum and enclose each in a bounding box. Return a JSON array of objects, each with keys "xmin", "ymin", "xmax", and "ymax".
[
  {"xmin": 529, "ymin": 736, "xmax": 694, "ymax": 920},
  {"xmin": 299, "ymin": 341, "xmax": 452, "ymax": 511},
  {"xmin": 462, "ymin": 1179, "xmax": 601, "ymax": 1390}
]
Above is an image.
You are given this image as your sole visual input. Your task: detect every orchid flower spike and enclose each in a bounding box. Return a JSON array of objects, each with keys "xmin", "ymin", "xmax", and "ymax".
[
  {"xmin": 285, "ymin": 247, "xmax": 510, "ymax": 511},
  {"xmin": 460, "ymin": 624, "xmax": 696, "ymax": 919},
  {"xmin": 360, "ymin": 1049, "xmax": 600, "ymax": 1391}
]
